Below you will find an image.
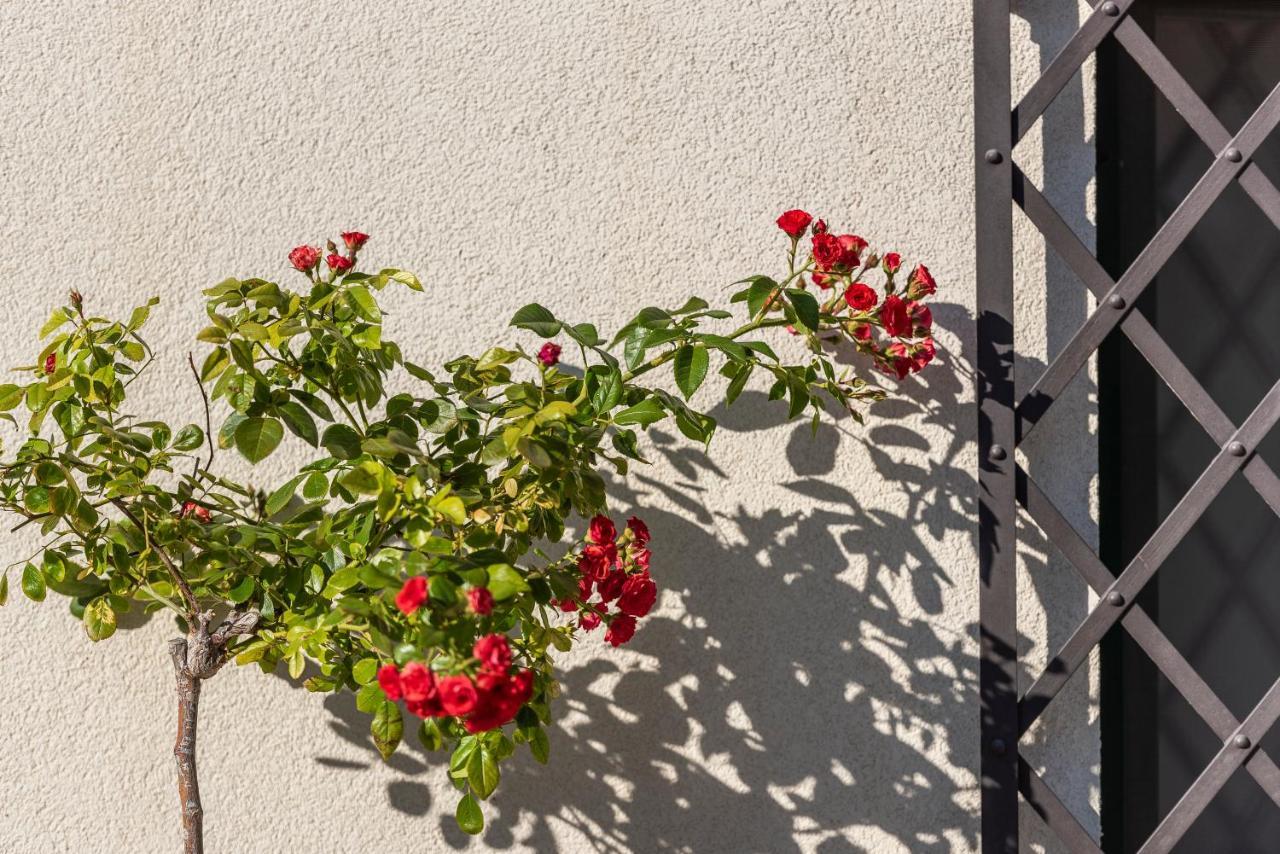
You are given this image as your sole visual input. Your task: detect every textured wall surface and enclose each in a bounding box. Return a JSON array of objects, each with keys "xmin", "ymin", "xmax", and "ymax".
[{"xmin": 0, "ymin": 1, "xmax": 1096, "ymax": 851}]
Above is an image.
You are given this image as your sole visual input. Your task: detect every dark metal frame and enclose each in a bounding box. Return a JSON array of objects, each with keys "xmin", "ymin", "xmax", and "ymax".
[{"xmin": 975, "ymin": 1, "xmax": 1280, "ymax": 851}]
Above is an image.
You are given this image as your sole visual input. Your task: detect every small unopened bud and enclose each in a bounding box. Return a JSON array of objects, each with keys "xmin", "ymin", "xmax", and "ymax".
[
  {"xmin": 69, "ymin": 289, "xmax": 83, "ymax": 310},
  {"xmin": 326, "ymin": 239, "xmax": 338, "ymax": 254}
]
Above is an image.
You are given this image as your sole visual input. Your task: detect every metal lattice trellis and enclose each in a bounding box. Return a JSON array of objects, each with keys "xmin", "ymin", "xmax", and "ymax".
[{"xmin": 975, "ymin": 1, "xmax": 1280, "ymax": 851}]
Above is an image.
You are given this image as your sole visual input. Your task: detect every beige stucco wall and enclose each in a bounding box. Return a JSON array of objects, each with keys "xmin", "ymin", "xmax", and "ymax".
[{"xmin": 0, "ymin": 1, "xmax": 1097, "ymax": 851}]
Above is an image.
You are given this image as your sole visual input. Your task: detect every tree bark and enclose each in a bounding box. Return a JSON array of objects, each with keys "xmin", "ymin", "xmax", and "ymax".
[{"xmin": 170, "ymin": 637, "xmax": 204, "ymax": 854}]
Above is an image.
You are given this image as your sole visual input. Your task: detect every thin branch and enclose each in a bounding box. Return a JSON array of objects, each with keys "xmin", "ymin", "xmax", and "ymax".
[
  {"xmin": 111, "ymin": 498, "xmax": 199, "ymax": 617},
  {"xmin": 187, "ymin": 353, "xmax": 215, "ymax": 476}
]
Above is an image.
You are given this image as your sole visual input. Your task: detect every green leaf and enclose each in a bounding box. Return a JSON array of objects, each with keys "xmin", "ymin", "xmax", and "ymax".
[
  {"xmin": 0, "ymin": 574, "xmax": 7, "ymax": 606},
  {"xmin": 172, "ymin": 424, "xmax": 205, "ymax": 452},
  {"xmin": 347, "ymin": 286, "xmax": 381, "ymax": 322},
  {"xmin": 265, "ymin": 474, "xmax": 305, "ymax": 516},
  {"xmin": 745, "ymin": 276, "xmax": 778, "ymax": 317},
  {"xmin": 510, "ymin": 303, "xmax": 562, "ymax": 338},
  {"xmin": 234, "ymin": 417, "xmax": 284, "ymax": 464},
  {"xmin": 321, "ymin": 424, "xmax": 362, "ymax": 460},
  {"xmin": 673, "ymin": 345, "xmax": 709, "ymax": 399},
  {"xmin": 528, "ymin": 727, "xmax": 550, "ymax": 764},
  {"xmin": 726, "ymin": 363, "xmax": 753, "ymax": 405},
  {"xmin": 470, "ymin": 746, "xmax": 501, "ymax": 799},
  {"xmin": 486, "ymin": 564, "xmax": 530, "ymax": 601},
  {"xmin": 227, "ymin": 576, "xmax": 255, "ymax": 604},
  {"xmin": 278, "ymin": 401, "xmax": 318, "ymax": 447},
  {"xmin": 0, "ymin": 384, "xmax": 23, "ymax": 412},
  {"xmin": 613, "ymin": 398, "xmax": 666, "ymax": 427},
  {"xmin": 352, "ymin": 658, "xmax": 379, "ymax": 686},
  {"xmin": 787, "ymin": 289, "xmax": 820, "ymax": 331},
  {"xmin": 302, "ymin": 471, "xmax": 329, "ymax": 501},
  {"xmin": 372, "ymin": 700, "xmax": 404, "ymax": 761},
  {"xmin": 456, "ymin": 793, "xmax": 484, "ymax": 835},
  {"xmin": 21, "ymin": 563, "xmax": 45, "ymax": 602},
  {"xmin": 418, "ymin": 718, "xmax": 444, "ymax": 751},
  {"xmin": 84, "ymin": 597, "xmax": 116, "ymax": 641},
  {"xmin": 379, "ymin": 267, "xmax": 423, "ymax": 291}
]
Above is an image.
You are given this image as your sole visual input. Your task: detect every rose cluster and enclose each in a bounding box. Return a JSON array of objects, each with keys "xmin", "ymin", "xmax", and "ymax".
[
  {"xmin": 288, "ymin": 231, "xmax": 369, "ymax": 280},
  {"xmin": 556, "ymin": 515, "xmax": 657, "ymax": 647},
  {"xmin": 376, "ymin": 633, "xmax": 534, "ymax": 734},
  {"xmin": 776, "ymin": 209, "xmax": 937, "ymax": 380}
]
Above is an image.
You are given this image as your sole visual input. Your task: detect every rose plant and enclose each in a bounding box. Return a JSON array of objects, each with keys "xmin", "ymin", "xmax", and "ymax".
[{"xmin": 0, "ymin": 214, "xmax": 936, "ymax": 851}]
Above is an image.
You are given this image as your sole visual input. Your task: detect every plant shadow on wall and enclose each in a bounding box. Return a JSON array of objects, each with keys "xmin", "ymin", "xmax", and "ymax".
[{"xmin": 300, "ymin": 300, "xmax": 1036, "ymax": 853}]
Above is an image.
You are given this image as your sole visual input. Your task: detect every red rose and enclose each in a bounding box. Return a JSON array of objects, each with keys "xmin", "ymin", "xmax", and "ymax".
[
  {"xmin": 179, "ymin": 501, "xmax": 211, "ymax": 523},
  {"xmin": 341, "ymin": 231, "xmax": 369, "ymax": 252},
  {"xmin": 555, "ymin": 596, "xmax": 580, "ymax": 613},
  {"xmin": 776, "ymin": 209, "xmax": 813, "ymax": 238},
  {"xmin": 630, "ymin": 546, "xmax": 651, "ymax": 570},
  {"xmin": 880, "ymin": 295, "xmax": 913, "ymax": 338},
  {"xmin": 399, "ymin": 661, "xmax": 436, "ymax": 702},
  {"xmin": 626, "ymin": 516, "xmax": 650, "ymax": 545},
  {"xmin": 836, "ymin": 234, "xmax": 867, "ymax": 267},
  {"xmin": 578, "ymin": 543, "xmax": 614, "ymax": 580},
  {"xmin": 617, "ymin": 571, "xmax": 657, "ymax": 617},
  {"xmin": 395, "ymin": 576, "xmax": 429, "ymax": 615},
  {"xmin": 289, "ymin": 245, "xmax": 320, "ymax": 272},
  {"xmin": 912, "ymin": 338, "xmax": 937, "ymax": 372},
  {"xmin": 811, "ymin": 232, "xmax": 844, "ymax": 269},
  {"xmin": 853, "ymin": 323, "xmax": 872, "ymax": 342},
  {"xmin": 43, "ymin": 353, "xmax": 56, "ymax": 375},
  {"xmin": 473, "ymin": 633, "xmax": 513, "ymax": 674},
  {"xmin": 909, "ymin": 301, "xmax": 933, "ymax": 333},
  {"xmin": 596, "ymin": 568, "xmax": 627, "ymax": 602},
  {"xmin": 407, "ymin": 695, "xmax": 443, "ymax": 718},
  {"xmin": 843, "ymin": 283, "xmax": 878, "ymax": 312},
  {"xmin": 883, "ymin": 252, "xmax": 902, "ymax": 274},
  {"xmin": 438, "ymin": 675, "xmax": 478, "ymax": 716},
  {"xmin": 467, "ymin": 586, "xmax": 494, "ymax": 616},
  {"xmin": 537, "ymin": 342, "xmax": 561, "ymax": 367},
  {"xmin": 377, "ymin": 664, "xmax": 403, "ymax": 701},
  {"xmin": 579, "ymin": 607, "xmax": 603, "ymax": 631},
  {"xmin": 326, "ymin": 253, "xmax": 352, "ymax": 273},
  {"xmin": 605, "ymin": 614, "xmax": 637, "ymax": 647},
  {"xmin": 878, "ymin": 343, "xmax": 913, "ymax": 381},
  {"xmin": 906, "ymin": 264, "xmax": 936, "ymax": 299},
  {"xmin": 812, "ymin": 272, "xmax": 833, "ymax": 290},
  {"xmin": 588, "ymin": 514, "xmax": 616, "ymax": 544}
]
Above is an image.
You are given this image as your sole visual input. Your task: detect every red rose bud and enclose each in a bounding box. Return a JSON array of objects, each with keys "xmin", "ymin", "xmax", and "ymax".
[
  {"xmin": 288, "ymin": 245, "xmax": 320, "ymax": 272},
  {"xmin": 843, "ymin": 282, "xmax": 878, "ymax": 312},
  {"xmin": 909, "ymin": 301, "xmax": 933, "ymax": 334},
  {"xmin": 579, "ymin": 607, "xmax": 603, "ymax": 631},
  {"xmin": 467, "ymin": 586, "xmax": 495, "ymax": 616},
  {"xmin": 836, "ymin": 234, "xmax": 867, "ymax": 267},
  {"xmin": 880, "ymin": 294, "xmax": 913, "ymax": 338},
  {"xmin": 326, "ymin": 253, "xmax": 352, "ymax": 273},
  {"xmin": 377, "ymin": 664, "xmax": 403, "ymax": 701},
  {"xmin": 606, "ymin": 613, "xmax": 637, "ymax": 647},
  {"xmin": 180, "ymin": 501, "xmax": 212, "ymax": 524},
  {"xmin": 626, "ymin": 516, "xmax": 650, "ymax": 545},
  {"xmin": 812, "ymin": 218, "xmax": 827, "ymax": 235},
  {"xmin": 341, "ymin": 231, "xmax": 370, "ymax": 252},
  {"xmin": 617, "ymin": 571, "xmax": 657, "ymax": 618},
  {"xmin": 395, "ymin": 576, "xmax": 429, "ymax": 615},
  {"xmin": 912, "ymin": 338, "xmax": 937, "ymax": 372},
  {"xmin": 631, "ymin": 545, "xmax": 651, "ymax": 570},
  {"xmin": 906, "ymin": 264, "xmax": 936, "ymax": 299},
  {"xmin": 811, "ymin": 232, "xmax": 844, "ymax": 270},
  {"xmin": 473, "ymin": 633, "xmax": 513, "ymax": 674},
  {"xmin": 537, "ymin": 342, "xmax": 561, "ymax": 367},
  {"xmin": 776, "ymin": 209, "xmax": 813, "ymax": 238},
  {"xmin": 43, "ymin": 353, "xmax": 56, "ymax": 375},
  {"xmin": 812, "ymin": 272, "xmax": 833, "ymax": 290},
  {"xmin": 853, "ymin": 323, "xmax": 873, "ymax": 342},
  {"xmin": 882, "ymin": 252, "xmax": 902, "ymax": 274},
  {"xmin": 588, "ymin": 514, "xmax": 617, "ymax": 545},
  {"xmin": 438, "ymin": 675, "xmax": 479, "ymax": 716}
]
